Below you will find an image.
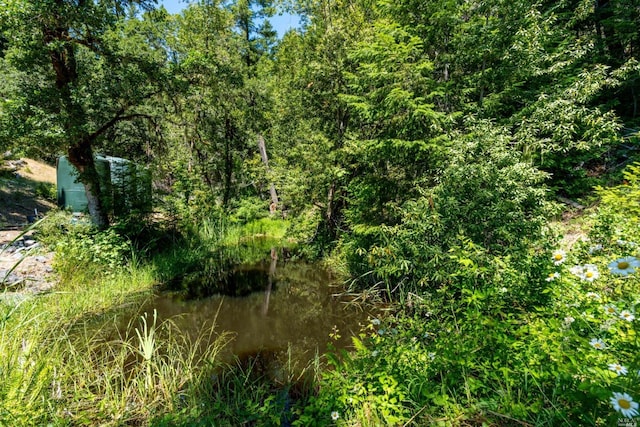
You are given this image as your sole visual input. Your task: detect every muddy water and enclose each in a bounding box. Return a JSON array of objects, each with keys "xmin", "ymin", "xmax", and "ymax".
[{"xmin": 135, "ymin": 260, "xmax": 371, "ymax": 375}]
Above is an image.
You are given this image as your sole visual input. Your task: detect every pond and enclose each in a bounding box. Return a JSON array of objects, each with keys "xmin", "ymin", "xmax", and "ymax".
[{"xmin": 131, "ymin": 258, "xmax": 373, "ymax": 379}]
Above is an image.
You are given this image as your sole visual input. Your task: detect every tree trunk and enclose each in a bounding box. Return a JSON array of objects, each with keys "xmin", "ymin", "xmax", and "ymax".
[
  {"xmin": 44, "ymin": 5, "xmax": 109, "ymax": 228},
  {"xmin": 83, "ymin": 180, "xmax": 109, "ymax": 229},
  {"xmin": 257, "ymin": 135, "xmax": 279, "ymax": 212},
  {"xmin": 325, "ymin": 181, "xmax": 337, "ymax": 237},
  {"xmin": 223, "ymin": 117, "xmax": 235, "ymax": 208},
  {"xmin": 67, "ymin": 141, "xmax": 109, "ymax": 229}
]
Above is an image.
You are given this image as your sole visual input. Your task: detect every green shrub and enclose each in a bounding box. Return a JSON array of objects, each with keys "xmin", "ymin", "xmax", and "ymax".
[
  {"xmin": 35, "ymin": 211, "xmax": 141, "ymax": 280},
  {"xmin": 596, "ymin": 162, "xmax": 640, "ymax": 223},
  {"xmin": 229, "ymin": 196, "xmax": 270, "ymax": 224},
  {"xmin": 342, "ymin": 122, "xmax": 556, "ymax": 300},
  {"xmin": 434, "ymin": 124, "xmax": 552, "ymax": 253},
  {"xmin": 301, "ymin": 164, "xmax": 640, "ymax": 426},
  {"xmin": 35, "ymin": 210, "xmax": 90, "ymax": 247},
  {"xmin": 34, "ymin": 181, "xmax": 56, "ymax": 201}
]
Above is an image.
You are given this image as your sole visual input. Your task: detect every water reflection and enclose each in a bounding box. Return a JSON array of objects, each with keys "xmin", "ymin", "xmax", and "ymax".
[{"xmin": 136, "ymin": 260, "xmax": 370, "ymax": 373}]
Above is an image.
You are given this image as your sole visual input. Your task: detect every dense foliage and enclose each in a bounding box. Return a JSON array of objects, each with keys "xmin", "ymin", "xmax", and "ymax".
[
  {"xmin": 1, "ymin": 0, "xmax": 640, "ymax": 425},
  {"xmin": 294, "ymin": 163, "xmax": 640, "ymax": 426}
]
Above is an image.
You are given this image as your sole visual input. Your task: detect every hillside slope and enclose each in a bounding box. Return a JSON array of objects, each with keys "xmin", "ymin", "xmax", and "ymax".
[{"xmin": 0, "ymin": 158, "xmax": 57, "ymax": 228}]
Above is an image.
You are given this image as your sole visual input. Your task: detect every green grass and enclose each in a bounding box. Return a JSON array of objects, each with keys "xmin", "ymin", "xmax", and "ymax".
[
  {"xmin": 7, "ymin": 179, "xmax": 640, "ymax": 427},
  {"xmin": 293, "ymin": 170, "xmax": 640, "ymax": 426},
  {"xmin": 0, "ymin": 247, "xmax": 232, "ymax": 426},
  {"xmin": 0, "ymin": 213, "xmax": 319, "ymax": 426}
]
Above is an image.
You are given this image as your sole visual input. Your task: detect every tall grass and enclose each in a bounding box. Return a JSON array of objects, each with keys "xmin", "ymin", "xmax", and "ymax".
[
  {"xmin": 154, "ymin": 345, "xmax": 322, "ymax": 426},
  {"xmin": 1, "ymin": 212, "xmax": 322, "ymax": 426},
  {"xmin": 52, "ymin": 308, "xmax": 230, "ymax": 425},
  {"xmin": 0, "ymin": 251, "xmax": 231, "ymax": 426}
]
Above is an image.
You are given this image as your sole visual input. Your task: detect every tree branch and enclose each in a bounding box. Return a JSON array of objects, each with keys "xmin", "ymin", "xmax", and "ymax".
[{"xmin": 88, "ymin": 110, "xmax": 157, "ymax": 142}]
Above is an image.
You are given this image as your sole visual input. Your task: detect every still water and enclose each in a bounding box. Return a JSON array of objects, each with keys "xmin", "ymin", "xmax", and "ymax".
[{"xmin": 133, "ymin": 259, "xmax": 371, "ymax": 374}]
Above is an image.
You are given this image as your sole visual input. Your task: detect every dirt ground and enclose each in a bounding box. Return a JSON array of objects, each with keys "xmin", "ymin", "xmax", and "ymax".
[
  {"xmin": 0, "ymin": 229, "xmax": 56, "ymax": 294},
  {"xmin": 1, "ymin": 158, "xmax": 57, "ymax": 294},
  {"xmin": 0, "ymin": 158, "xmax": 57, "ymax": 226}
]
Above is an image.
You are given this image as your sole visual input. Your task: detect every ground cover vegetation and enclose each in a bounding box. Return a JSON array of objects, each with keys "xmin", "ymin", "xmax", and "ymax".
[{"xmin": 1, "ymin": 0, "xmax": 640, "ymax": 425}]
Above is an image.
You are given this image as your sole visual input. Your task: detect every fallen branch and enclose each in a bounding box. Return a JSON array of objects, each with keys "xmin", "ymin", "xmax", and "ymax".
[{"xmin": 557, "ymin": 196, "xmax": 584, "ymax": 210}]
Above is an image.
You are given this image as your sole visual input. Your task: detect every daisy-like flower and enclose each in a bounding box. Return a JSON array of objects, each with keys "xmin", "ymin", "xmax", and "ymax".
[
  {"xmin": 608, "ymin": 256, "xmax": 640, "ymax": 276},
  {"xmin": 331, "ymin": 411, "xmax": 340, "ymax": 421},
  {"xmin": 608, "ymin": 363, "xmax": 628, "ymax": 376},
  {"xmin": 604, "ymin": 304, "xmax": 618, "ymax": 316},
  {"xmin": 546, "ymin": 272, "xmax": 560, "ymax": 282},
  {"xmin": 552, "ymin": 250, "xmax": 566, "ymax": 265},
  {"xmin": 370, "ymin": 318, "xmax": 381, "ymax": 326},
  {"xmin": 585, "ymin": 292, "xmax": 601, "ymax": 300},
  {"xmin": 610, "ymin": 392, "xmax": 639, "ymax": 418},
  {"xmin": 590, "ymin": 338, "xmax": 607, "ymax": 350},
  {"xmin": 571, "ymin": 265, "xmax": 600, "ymax": 281},
  {"xmin": 619, "ymin": 310, "xmax": 635, "ymax": 322},
  {"xmin": 581, "ymin": 264, "xmax": 600, "ymax": 282}
]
